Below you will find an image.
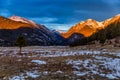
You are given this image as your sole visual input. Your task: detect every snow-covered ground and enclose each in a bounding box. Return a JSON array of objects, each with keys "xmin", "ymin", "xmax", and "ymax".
[
  {"xmin": 10, "ymin": 74, "xmax": 25, "ymax": 80},
  {"xmin": 66, "ymin": 55, "xmax": 120, "ymax": 79},
  {"xmin": 0, "ymin": 46, "xmax": 120, "ymax": 80},
  {"xmin": 31, "ymin": 60, "xmax": 47, "ymax": 65},
  {"xmin": 10, "ymin": 71, "xmax": 40, "ymax": 80},
  {"xmin": 0, "ymin": 47, "xmax": 107, "ymax": 57},
  {"xmin": 40, "ymin": 50, "xmax": 101, "ymax": 57}
]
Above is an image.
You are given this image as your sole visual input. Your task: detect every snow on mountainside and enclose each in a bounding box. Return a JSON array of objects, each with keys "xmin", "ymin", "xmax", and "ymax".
[
  {"xmin": 102, "ymin": 14, "xmax": 120, "ymax": 28},
  {"xmin": 0, "ymin": 16, "xmax": 35, "ymax": 29},
  {"xmin": 53, "ymin": 29, "xmax": 67, "ymax": 33},
  {"xmin": 0, "ymin": 16, "xmax": 64, "ymax": 46},
  {"xmin": 9, "ymin": 15, "xmax": 51, "ymax": 32},
  {"xmin": 61, "ymin": 19, "xmax": 103, "ymax": 38},
  {"xmin": 9, "ymin": 15, "xmax": 39, "ymax": 27},
  {"xmin": 61, "ymin": 14, "xmax": 120, "ymax": 39}
]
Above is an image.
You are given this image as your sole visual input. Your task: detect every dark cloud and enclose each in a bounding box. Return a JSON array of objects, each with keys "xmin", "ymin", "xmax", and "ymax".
[{"xmin": 0, "ymin": 0, "xmax": 120, "ymax": 30}]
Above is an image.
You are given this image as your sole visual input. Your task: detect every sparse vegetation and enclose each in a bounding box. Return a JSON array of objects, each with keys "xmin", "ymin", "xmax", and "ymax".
[{"xmin": 0, "ymin": 46, "xmax": 120, "ymax": 80}]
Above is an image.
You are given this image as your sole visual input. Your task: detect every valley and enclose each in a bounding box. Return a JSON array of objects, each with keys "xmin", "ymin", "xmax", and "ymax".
[
  {"xmin": 0, "ymin": 14, "xmax": 120, "ymax": 80},
  {"xmin": 1, "ymin": 0, "xmax": 120, "ymax": 80}
]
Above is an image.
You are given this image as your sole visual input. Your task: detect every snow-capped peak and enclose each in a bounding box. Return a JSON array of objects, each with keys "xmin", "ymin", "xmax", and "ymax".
[
  {"xmin": 84, "ymin": 19, "xmax": 101, "ymax": 27},
  {"xmin": 85, "ymin": 19, "xmax": 97, "ymax": 23},
  {"xmin": 97, "ymin": 22, "xmax": 103, "ymax": 27},
  {"xmin": 86, "ymin": 19, "xmax": 93, "ymax": 21},
  {"xmin": 9, "ymin": 15, "xmax": 38, "ymax": 27},
  {"xmin": 79, "ymin": 21, "xmax": 85, "ymax": 24}
]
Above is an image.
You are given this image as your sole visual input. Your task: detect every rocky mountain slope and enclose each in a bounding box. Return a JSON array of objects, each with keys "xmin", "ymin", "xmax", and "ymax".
[
  {"xmin": 61, "ymin": 19, "xmax": 103, "ymax": 38},
  {"xmin": 9, "ymin": 16, "xmax": 38, "ymax": 27},
  {"xmin": 62, "ymin": 14, "xmax": 120, "ymax": 46},
  {"xmin": 65, "ymin": 15, "xmax": 120, "ymax": 46},
  {"xmin": 0, "ymin": 16, "xmax": 64, "ymax": 46}
]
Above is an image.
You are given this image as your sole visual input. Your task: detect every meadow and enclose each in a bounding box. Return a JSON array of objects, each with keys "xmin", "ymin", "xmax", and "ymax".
[{"xmin": 0, "ymin": 46, "xmax": 120, "ymax": 80}]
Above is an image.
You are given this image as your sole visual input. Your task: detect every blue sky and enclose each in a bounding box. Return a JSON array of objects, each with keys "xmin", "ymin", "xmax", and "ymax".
[{"xmin": 0, "ymin": 0, "xmax": 120, "ymax": 30}]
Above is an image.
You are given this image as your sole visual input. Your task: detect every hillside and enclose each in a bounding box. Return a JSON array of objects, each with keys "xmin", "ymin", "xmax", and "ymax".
[
  {"xmin": 61, "ymin": 19, "xmax": 103, "ymax": 38},
  {"xmin": 68, "ymin": 14, "xmax": 120, "ymax": 46},
  {"xmin": 0, "ymin": 16, "xmax": 37, "ymax": 29},
  {"xmin": 0, "ymin": 16, "xmax": 64, "ymax": 46}
]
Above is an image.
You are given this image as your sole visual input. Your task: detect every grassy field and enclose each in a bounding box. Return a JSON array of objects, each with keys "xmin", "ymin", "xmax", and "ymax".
[{"xmin": 0, "ymin": 46, "xmax": 120, "ymax": 80}]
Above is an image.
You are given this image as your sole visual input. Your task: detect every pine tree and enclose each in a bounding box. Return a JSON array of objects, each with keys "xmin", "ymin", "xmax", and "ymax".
[{"xmin": 16, "ymin": 36, "xmax": 27, "ymax": 54}]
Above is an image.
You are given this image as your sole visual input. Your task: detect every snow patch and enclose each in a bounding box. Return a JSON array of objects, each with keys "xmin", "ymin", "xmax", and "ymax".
[
  {"xmin": 31, "ymin": 60, "xmax": 46, "ymax": 65},
  {"xmin": 10, "ymin": 74, "xmax": 25, "ymax": 80},
  {"xmin": 66, "ymin": 56, "xmax": 120, "ymax": 79},
  {"xmin": 40, "ymin": 50, "xmax": 101, "ymax": 57},
  {"xmin": 26, "ymin": 71, "xmax": 40, "ymax": 78},
  {"xmin": 73, "ymin": 71, "xmax": 87, "ymax": 76},
  {"xmin": 55, "ymin": 70, "xmax": 63, "ymax": 74}
]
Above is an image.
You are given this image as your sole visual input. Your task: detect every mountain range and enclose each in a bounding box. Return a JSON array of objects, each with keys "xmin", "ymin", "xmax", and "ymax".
[{"xmin": 0, "ymin": 14, "xmax": 120, "ymax": 46}]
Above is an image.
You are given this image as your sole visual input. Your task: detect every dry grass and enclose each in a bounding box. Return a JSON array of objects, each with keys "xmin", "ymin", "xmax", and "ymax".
[{"xmin": 0, "ymin": 46, "xmax": 119, "ymax": 80}]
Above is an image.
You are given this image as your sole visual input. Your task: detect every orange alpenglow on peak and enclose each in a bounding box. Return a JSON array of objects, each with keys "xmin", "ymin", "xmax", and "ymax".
[
  {"xmin": 102, "ymin": 14, "xmax": 120, "ymax": 27},
  {"xmin": 61, "ymin": 19, "xmax": 103, "ymax": 38},
  {"xmin": 61, "ymin": 14, "xmax": 120, "ymax": 38},
  {"xmin": 9, "ymin": 15, "xmax": 39, "ymax": 27},
  {"xmin": 0, "ymin": 16, "xmax": 38, "ymax": 30}
]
